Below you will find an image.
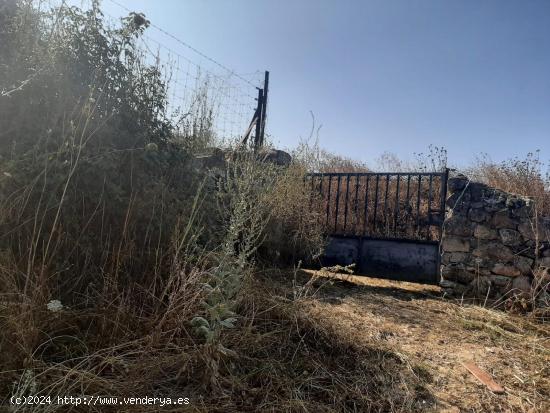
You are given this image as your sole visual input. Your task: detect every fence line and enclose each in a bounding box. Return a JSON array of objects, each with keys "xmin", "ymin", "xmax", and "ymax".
[{"xmin": 44, "ymin": 0, "xmax": 269, "ymax": 146}]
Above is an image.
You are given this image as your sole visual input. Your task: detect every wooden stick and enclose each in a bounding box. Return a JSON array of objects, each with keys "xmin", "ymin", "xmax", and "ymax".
[{"xmin": 462, "ymin": 361, "xmax": 505, "ymax": 394}]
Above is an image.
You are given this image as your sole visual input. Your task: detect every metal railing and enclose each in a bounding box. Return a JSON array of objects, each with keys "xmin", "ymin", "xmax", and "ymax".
[{"xmin": 307, "ymin": 170, "xmax": 449, "ymax": 242}]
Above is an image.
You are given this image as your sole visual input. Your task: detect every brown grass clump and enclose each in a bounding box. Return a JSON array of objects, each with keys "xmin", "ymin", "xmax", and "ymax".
[{"xmin": 260, "ymin": 163, "xmax": 325, "ymax": 265}]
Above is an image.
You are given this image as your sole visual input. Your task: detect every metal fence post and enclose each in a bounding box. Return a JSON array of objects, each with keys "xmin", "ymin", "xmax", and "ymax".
[{"xmin": 259, "ymin": 71, "xmax": 269, "ymax": 146}]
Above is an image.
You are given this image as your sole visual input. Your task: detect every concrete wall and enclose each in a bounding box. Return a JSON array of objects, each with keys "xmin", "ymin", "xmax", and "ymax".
[{"xmin": 440, "ymin": 174, "xmax": 550, "ymax": 297}]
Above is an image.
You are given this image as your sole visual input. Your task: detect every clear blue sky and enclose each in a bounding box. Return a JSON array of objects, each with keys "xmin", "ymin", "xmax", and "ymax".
[{"xmin": 98, "ymin": 0, "xmax": 550, "ymax": 167}]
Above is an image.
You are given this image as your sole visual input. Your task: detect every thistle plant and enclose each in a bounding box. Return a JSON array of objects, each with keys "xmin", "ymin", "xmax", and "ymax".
[{"xmin": 190, "ymin": 150, "xmax": 279, "ymax": 387}]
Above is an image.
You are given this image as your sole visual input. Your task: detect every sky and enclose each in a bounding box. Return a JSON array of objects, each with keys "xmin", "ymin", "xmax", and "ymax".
[{"xmin": 95, "ymin": 0, "xmax": 550, "ymax": 168}]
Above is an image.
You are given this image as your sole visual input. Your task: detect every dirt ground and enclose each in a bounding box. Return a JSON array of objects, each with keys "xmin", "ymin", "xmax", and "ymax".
[{"xmin": 298, "ymin": 270, "xmax": 549, "ymax": 412}]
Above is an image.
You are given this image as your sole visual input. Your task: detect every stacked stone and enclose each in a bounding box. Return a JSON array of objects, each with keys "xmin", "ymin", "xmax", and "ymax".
[{"xmin": 441, "ymin": 174, "xmax": 550, "ymax": 296}]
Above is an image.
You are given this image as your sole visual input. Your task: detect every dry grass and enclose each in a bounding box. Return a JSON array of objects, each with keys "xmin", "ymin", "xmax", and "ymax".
[
  {"xmin": 2, "ymin": 3, "xmax": 549, "ymax": 412},
  {"xmin": 468, "ymin": 152, "xmax": 550, "ymax": 215},
  {"xmin": 298, "ymin": 269, "xmax": 550, "ymax": 412},
  {"xmin": 0, "ymin": 269, "xmax": 435, "ymax": 412},
  {"xmin": 2, "ymin": 267, "xmax": 548, "ymax": 412}
]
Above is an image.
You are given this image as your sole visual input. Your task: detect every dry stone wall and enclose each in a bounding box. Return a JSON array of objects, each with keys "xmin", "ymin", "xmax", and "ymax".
[{"xmin": 440, "ymin": 174, "xmax": 550, "ymax": 297}]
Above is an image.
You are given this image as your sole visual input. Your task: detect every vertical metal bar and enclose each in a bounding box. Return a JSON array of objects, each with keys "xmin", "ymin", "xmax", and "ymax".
[
  {"xmin": 405, "ymin": 174, "xmax": 412, "ymax": 235},
  {"xmin": 363, "ymin": 175, "xmax": 370, "ymax": 235},
  {"xmin": 343, "ymin": 174, "xmax": 351, "ymax": 233},
  {"xmin": 254, "ymin": 88, "xmax": 264, "ymax": 150},
  {"xmin": 427, "ymin": 174, "xmax": 434, "ymax": 240},
  {"xmin": 416, "ymin": 174, "xmax": 422, "ymax": 237},
  {"xmin": 353, "ymin": 173, "xmax": 360, "ymax": 235},
  {"xmin": 326, "ymin": 175, "xmax": 332, "ymax": 227},
  {"xmin": 393, "ymin": 174, "xmax": 400, "ymax": 236},
  {"xmin": 316, "ymin": 174, "xmax": 323, "ymax": 226},
  {"xmin": 373, "ymin": 175, "xmax": 380, "ymax": 234},
  {"xmin": 405, "ymin": 175, "xmax": 411, "ymax": 205},
  {"xmin": 438, "ymin": 169, "xmax": 449, "ymax": 241},
  {"xmin": 259, "ymin": 71, "xmax": 269, "ymax": 146},
  {"xmin": 334, "ymin": 175, "xmax": 342, "ymax": 232},
  {"xmin": 383, "ymin": 174, "xmax": 390, "ymax": 234}
]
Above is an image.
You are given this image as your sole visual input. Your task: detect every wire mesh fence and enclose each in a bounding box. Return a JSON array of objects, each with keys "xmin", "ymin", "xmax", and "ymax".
[{"xmin": 40, "ymin": 0, "xmax": 266, "ymax": 145}]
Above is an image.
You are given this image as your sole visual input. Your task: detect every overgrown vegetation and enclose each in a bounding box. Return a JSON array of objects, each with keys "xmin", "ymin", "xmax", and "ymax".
[
  {"xmin": 0, "ymin": 1, "xmax": 333, "ymax": 410},
  {"xmin": 0, "ymin": 1, "xmax": 427, "ymax": 411},
  {"xmin": 469, "ymin": 151, "xmax": 550, "ymax": 215},
  {"xmin": 1, "ymin": 1, "xmax": 548, "ymax": 411}
]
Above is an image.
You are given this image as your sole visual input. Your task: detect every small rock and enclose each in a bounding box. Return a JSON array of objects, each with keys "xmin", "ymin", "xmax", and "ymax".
[
  {"xmin": 441, "ymin": 265, "xmax": 476, "ymax": 284},
  {"xmin": 468, "ymin": 208, "xmax": 489, "ymax": 223},
  {"xmin": 442, "ymin": 237, "xmax": 470, "ymax": 253},
  {"xmin": 440, "ymin": 279, "xmax": 459, "ymax": 289},
  {"xmin": 447, "ymin": 174, "xmax": 469, "ymax": 192},
  {"xmin": 490, "ymin": 275, "xmax": 512, "ymax": 287},
  {"xmin": 474, "ymin": 225, "xmax": 499, "ymax": 240},
  {"xmin": 518, "ymin": 222, "xmax": 535, "ymax": 240},
  {"xmin": 491, "ymin": 211, "xmax": 517, "ymax": 229},
  {"xmin": 472, "ymin": 242, "xmax": 515, "ymax": 262},
  {"xmin": 512, "ymin": 275, "xmax": 531, "ymax": 295},
  {"xmin": 499, "ymin": 229, "xmax": 523, "ymax": 247},
  {"xmin": 492, "ymin": 263, "xmax": 521, "ymax": 277},
  {"xmin": 515, "ymin": 256, "xmax": 534, "ymax": 275},
  {"xmin": 444, "ymin": 216, "xmax": 474, "ymax": 237},
  {"xmin": 257, "ymin": 148, "xmax": 292, "ymax": 166}
]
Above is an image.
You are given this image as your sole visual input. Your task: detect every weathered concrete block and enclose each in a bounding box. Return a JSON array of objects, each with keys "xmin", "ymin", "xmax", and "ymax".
[
  {"xmin": 499, "ymin": 229, "xmax": 522, "ymax": 247},
  {"xmin": 474, "ymin": 225, "xmax": 499, "ymax": 240},
  {"xmin": 492, "ymin": 263, "xmax": 521, "ymax": 277},
  {"xmin": 442, "ymin": 237, "xmax": 470, "ymax": 253},
  {"xmin": 323, "ymin": 237, "xmax": 359, "ymax": 266}
]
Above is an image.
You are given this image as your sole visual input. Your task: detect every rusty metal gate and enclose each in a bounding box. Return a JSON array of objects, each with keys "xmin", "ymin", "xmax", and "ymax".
[{"xmin": 308, "ymin": 170, "xmax": 449, "ymax": 283}]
